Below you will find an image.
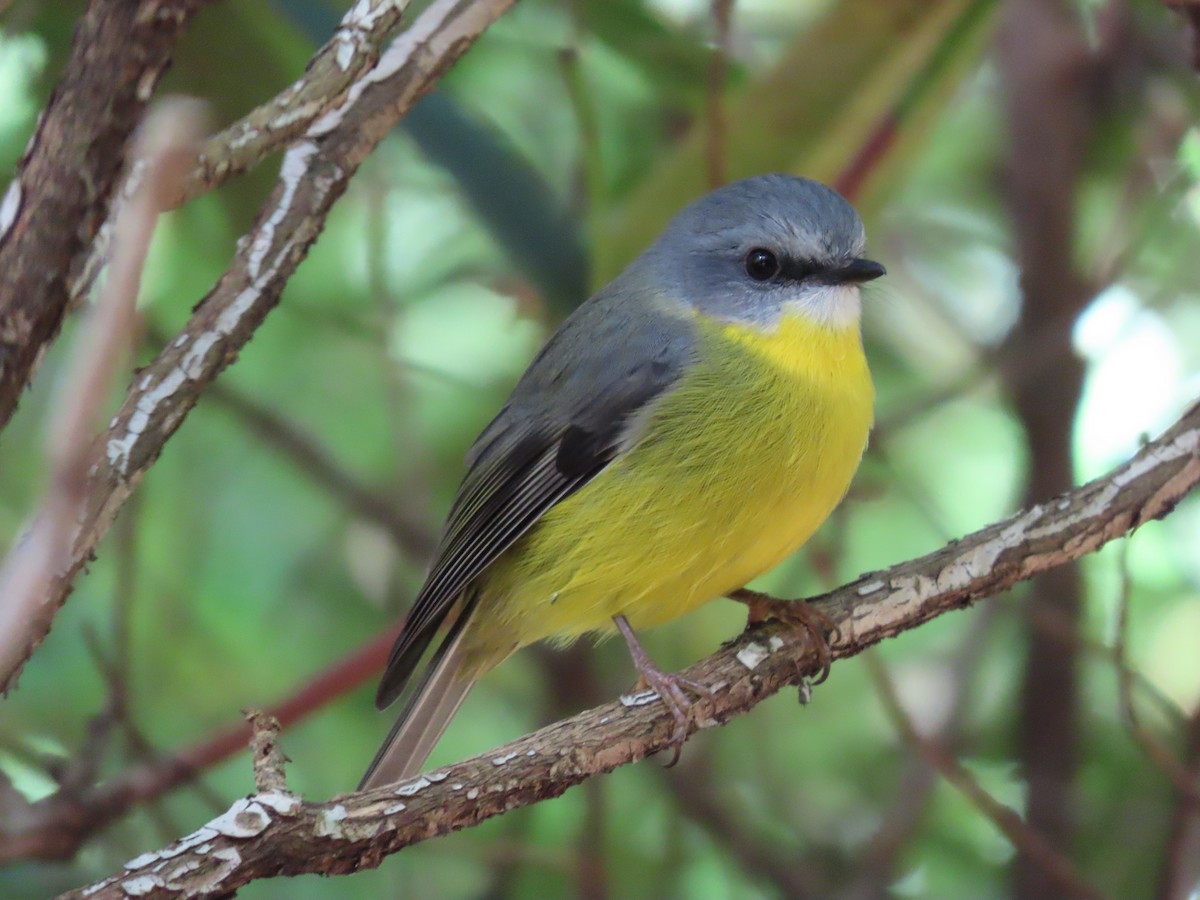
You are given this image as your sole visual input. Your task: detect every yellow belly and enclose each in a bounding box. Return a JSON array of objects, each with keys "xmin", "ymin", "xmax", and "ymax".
[{"xmin": 460, "ymin": 311, "xmax": 874, "ymax": 674}]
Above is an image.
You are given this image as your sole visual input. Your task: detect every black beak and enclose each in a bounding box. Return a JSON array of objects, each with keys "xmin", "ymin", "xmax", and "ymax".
[{"xmin": 832, "ymin": 258, "xmax": 886, "ymax": 284}]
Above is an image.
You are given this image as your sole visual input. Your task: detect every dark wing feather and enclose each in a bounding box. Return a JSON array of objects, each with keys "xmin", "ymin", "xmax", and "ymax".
[{"xmin": 375, "ymin": 291, "xmax": 695, "ymax": 708}]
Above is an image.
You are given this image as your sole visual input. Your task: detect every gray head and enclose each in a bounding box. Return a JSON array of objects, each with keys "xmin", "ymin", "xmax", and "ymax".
[{"xmin": 629, "ymin": 173, "xmax": 884, "ymax": 329}]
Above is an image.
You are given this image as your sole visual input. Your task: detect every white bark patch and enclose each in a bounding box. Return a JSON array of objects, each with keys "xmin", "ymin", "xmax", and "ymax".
[
  {"xmin": 619, "ymin": 689, "xmax": 660, "ymax": 707},
  {"xmin": 107, "ymin": 141, "xmax": 326, "ymax": 476},
  {"xmin": 308, "ymin": 0, "xmax": 446, "ymax": 138},
  {"xmin": 316, "ymin": 804, "xmax": 349, "ymax": 838},
  {"xmin": 248, "ymin": 142, "xmax": 315, "ymax": 280},
  {"xmin": 179, "ymin": 332, "xmax": 218, "ymax": 380},
  {"xmin": 335, "ymin": 0, "xmax": 408, "ymax": 69},
  {"xmin": 159, "ymin": 826, "xmax": 218, "ymax": 860},
  {"xmin": 395, "ymin": 775, "xmax": 431, "ymax": 796},
  {"xmin": 136, "ymin": 70, "xmax": 156, "ymax": 101},
  {"xmin": 106, "ymin": 367, "xmax": 186, "ymax": 471},
  {"xmin": 333, "ymin": 35, "xmax": 357, "ymax": 71},
  {"xmin": 1059, "ymin": 428, "xmax": 1200, "ymax": 530},
  {"xmin": 125, "ymin": 852, "xmax": 161, "ymax": 869},
  {"xmin": 736, "ymin": 642, "xmax": 770, "ymax": 670},
  {"xmin": 273, "ymin": 103, "xmax": 323, "ymax": 131},
  {"xmin": 120, "ymin": 875, "xmax": 159, "ymax": 896},
  {"xmin": 0, "ymin": 181, "xmax": 21, "ymax": 238},
  {"xmin": 197, "ymin": 847, "xmax": 241, "ymax": 888},
  {"xmin": 228, "ymin": 126, "xmax": 258, "ymax": 151},
  {"xmin": 205, "ymin": 797, "xmax": 272, "ymax": 838},
  {"xmin": 840, "ymin": 426, "xmax": 1200, "ymax": 638},
  {"xmin": 491, "ymin": 752, "xmax": 518, "ymax": 766},
  {"xmin": 256, "ymin": 790, "xmax": 300, "ymax": 814}
]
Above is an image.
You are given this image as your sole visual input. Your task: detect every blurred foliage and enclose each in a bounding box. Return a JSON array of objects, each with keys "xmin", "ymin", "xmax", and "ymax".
[{"xmin": 1, "ymin": 0, "xmax": 1200, "ymax": 898}]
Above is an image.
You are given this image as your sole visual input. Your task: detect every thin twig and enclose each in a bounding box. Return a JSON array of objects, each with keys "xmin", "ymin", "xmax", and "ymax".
[
  {"xmin": 865, "ymin": 654, "xmax": 1106, "ymax": 900},
  {"xmin": 1028, "ymin": 601, "xmax": 1186, "ymax": 729},
  {"xmin": 245, "ymin": 711, "xmax": 290, "ymax": 794},
  {"xmin": 1113, "ymin": 542, "xmax": 1200, "ymax": 802},
  {"xmin": 0, "ymin": 626, "xmax": 397, "ymax": 864},
  {"xmin": 704, "ymin": 0, "xmax": 734, "ymax": 189},
  {"xmin": 0, "ymin": 99, "xmax": 206, "ymax": 689},
  {"xmin": 666, "ymin": 746, "xmax": 821, "ymax": 897},
  {"xmin": 203, "ymin": 378, "xmax": 436, "ymax": 562},
  {"xmin": 845, "ymin": 603, "xmax": 1002, "ymax": 899},
  {"xmin": 1155, "ymin": 703, "xmax": 1200, "ymax": 900}
]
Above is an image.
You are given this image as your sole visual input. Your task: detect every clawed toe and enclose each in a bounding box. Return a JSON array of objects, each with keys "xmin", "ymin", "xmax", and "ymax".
[
  {"xmin": 635, "ymin": 666, "xmax": 700, "ymax": 766},
  {"xmin": 729, "ymin": 588, "xmax": 839, "ymax": 684},
  {"xmin": 616, "ymin": 614, "xmax": 708, "ymax": 766}
]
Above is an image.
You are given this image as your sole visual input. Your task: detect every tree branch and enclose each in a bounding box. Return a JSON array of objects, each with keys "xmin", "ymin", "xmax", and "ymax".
[
  {"xmin": 865, "ymin": 654, "xmax": 1103, "ymax": 899},
  {"xmin": 72, "ymin": 0, "xmax": 413, "ymax": 304},
  {"xmin": 0, "ymin": 0, "xmax": 519, "ymax": 693},
  {"xmin": 0, "ymin": 0, "xmax": 209, "ymax": 431},
  {"xmin": 0, "ymin": 99, "xmax": 205, "ymax": 690},
  {"xmin": 63, "ymin": 399, "xmax": 1200, "ymax": 899},
  {"xmin": 0, "ymin": 627, "xmax": 397, "ymax": 864}
]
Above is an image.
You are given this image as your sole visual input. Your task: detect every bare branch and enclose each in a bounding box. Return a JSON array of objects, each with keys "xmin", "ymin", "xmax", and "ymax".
[
  {"xmin": 1113, "ymin": 545, "xmax": 1200, "ymax": 803},
  {"xmin": 73, "ymin": 0, "xmax": 414, "ymax": 302},
  {"xmin": 0, "ymin": 0, "xmax": 519, "ymax": 693},
  {"xmin": 0, "ymin": 0, "xmax": 209, "ymax": 431},
  {"xmin": 63, "ymin": 399, "xmax": 1200, "ymax": 900},
  {"xmin": 704, "ymin": 0, "xmax": 734, "ymax": 188},
  {"xmin": 1156, "ymin": 704, "xmax": 1200, "ymax": 900},
  {"xmin": 865, "ymin": 654, "xmax": 1104, "ymax": 899},
  {"xmin": 0, "ymin": 628, "xmax": 396, "ymax": 864},
  {"xmin": 244, "ymin": 711, "xmax": 290, "ymax": 794},
  {"xmin": 0, "ymin": 99, "xmax": 205, "ymax": 688},
  {"xmin": 179, "ymin": 0, "xmax": 411, "ymax": 206},
  {"xmin": 845, "ymin": 603, "xmax": 1002, "ymax": 899}
]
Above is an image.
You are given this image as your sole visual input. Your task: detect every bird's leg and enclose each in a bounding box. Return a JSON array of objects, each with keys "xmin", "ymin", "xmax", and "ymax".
[
  {"xmin": 613, "ymin": 614, "xmax": 710, "ymax": 766},
  {"xmin": 728, "ymin": 588, "xmax": 840, "ymax": 684}
]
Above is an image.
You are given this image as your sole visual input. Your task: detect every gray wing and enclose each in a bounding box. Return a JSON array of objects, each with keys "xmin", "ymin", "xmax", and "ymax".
[{"xmin": 376, "ymin": 290, "xmax": 696, "ymax": 707}]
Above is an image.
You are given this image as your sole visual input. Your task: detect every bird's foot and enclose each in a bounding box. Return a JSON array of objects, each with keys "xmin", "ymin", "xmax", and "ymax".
[
  {"xmin": 614, "ymin": 614, "xmax": 710, "ymax": 767},
  {"xmin": 728, "ymin": 588, "xmax": 840, "ymax": 685}
]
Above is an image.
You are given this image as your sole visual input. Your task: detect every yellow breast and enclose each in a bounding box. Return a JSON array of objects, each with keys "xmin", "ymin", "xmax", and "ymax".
[{"xmin": 464, "ymin": 310, "xmax": 873, "ymax": 672}]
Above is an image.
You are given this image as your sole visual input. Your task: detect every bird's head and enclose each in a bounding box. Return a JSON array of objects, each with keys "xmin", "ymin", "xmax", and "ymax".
[{"xmin": 636, "ymin": 173, "xmax": 885, "ymax": 331}]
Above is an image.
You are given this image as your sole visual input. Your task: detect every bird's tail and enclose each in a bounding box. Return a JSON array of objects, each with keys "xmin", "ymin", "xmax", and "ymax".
[{"xmin": 359, "ymin": 616, "xmax": 476, "ymax": 790}]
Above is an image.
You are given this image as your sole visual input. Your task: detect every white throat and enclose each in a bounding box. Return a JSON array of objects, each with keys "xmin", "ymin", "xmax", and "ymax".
[{"xmin": 783, "ymin": 284, "xmax": 863, "ymax": 330}]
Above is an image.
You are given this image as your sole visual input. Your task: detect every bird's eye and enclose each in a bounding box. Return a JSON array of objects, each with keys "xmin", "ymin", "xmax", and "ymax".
[{"xmin": 744, "ymin": 248, "xmax": 780, "ymax": 281}]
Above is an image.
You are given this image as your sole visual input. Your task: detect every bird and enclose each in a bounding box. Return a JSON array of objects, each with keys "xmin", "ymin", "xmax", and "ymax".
[{"xmin": 360, "ymin": 173, "xmax": 884, "ymax": 790}]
